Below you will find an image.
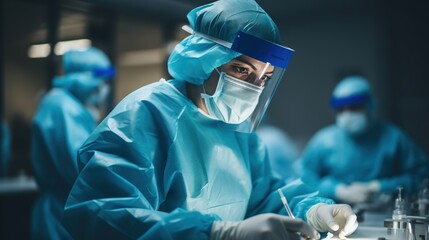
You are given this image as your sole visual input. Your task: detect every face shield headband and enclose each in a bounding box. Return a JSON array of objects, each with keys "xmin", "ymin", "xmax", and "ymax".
[
  {"xmin": 182, "ymin": 25, "xmax": 294, "ymax": 132},
  {"xmin": 330, "ymin": 92, "xmax": 370, "ymax": 109},
  {"xmin": 92, "ymin": 66, "xmax": 116, "ymax": 79}
]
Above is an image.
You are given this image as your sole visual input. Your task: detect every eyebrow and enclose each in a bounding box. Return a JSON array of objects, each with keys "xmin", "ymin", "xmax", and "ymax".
[
  {"xmin": 234, "ymin": 57, "xmax": 274, "ymax": 75},
  {"xmin": 235, "ymin": 58, "xmax": 257, "ymax": 71}
]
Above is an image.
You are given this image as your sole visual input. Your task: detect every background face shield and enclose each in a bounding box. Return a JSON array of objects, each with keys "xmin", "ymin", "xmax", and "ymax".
[
  {"xmin": 92, "ymin": 66, "xmax": 116, "ymax": 79},
  {"xmin": 182, "ymin": 26, "xmax": 294, "ymax": 132}
]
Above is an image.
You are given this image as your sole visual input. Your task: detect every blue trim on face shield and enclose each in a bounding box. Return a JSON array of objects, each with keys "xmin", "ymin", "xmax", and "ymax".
[
  {"xmin": 231, "ymin": 31, "xmax": 294, "ymax": 68},
  {"xmin": 93, "ymin": 67, "xmax": 116, "ymax": 78},
  {"xmin": 330, "ymin": 92, "xmax": 370, "ymax": 109},
  {"xmin": 181, "ymin": 25, "xmax": 294, "ymax": 69}
]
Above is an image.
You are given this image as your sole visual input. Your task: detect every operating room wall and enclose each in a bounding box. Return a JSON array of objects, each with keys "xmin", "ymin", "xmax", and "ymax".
[
  {"xmin": 384, "ymin": 0, "xmax": 429, "ymax": 158},
  {"xmin": 3, "ymin": 0, "xmax": 48, "ymax": 175},
  {"xmin": 115, "ymin": 15, "xmax": 166, "ymax": 102}
]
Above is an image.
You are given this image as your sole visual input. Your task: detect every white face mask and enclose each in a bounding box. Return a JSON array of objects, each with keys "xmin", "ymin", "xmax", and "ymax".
[
  {"xmin": 201, "ymin": 72, "xmax": 263, "ymax": 124},
  {"xmin": 87, "ymin": 83, "xmax": 110, "ymax": 107},
  {"xmin": 336, "ymin": 111, "xmax": 368, "ymax": 134},
  {"xmin": 86, "ymin": 104, "xmax": 101, "ymax": 122}
]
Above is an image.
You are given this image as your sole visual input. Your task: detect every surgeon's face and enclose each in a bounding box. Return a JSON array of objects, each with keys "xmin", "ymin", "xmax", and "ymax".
[
  {"xmin": 335, "ymin": 104, "xmax": 372, "ymax": 134},
  {"xmin": 204, "ymin": 55, "xmax": 274, "ymax": 94},
  {"xmin": 220, "ymin": 55, "xmax": 274, "ymax": 87},
  {"xmin": 336, "ymin": 104, "xmax": 365, "ymax": 113}
]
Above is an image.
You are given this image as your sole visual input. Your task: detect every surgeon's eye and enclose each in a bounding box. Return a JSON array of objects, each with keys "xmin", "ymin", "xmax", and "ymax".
[
  {"xmin": 232, "ymin": 66, "xmax": 250, "ymax": 77},
  {"xmin": 256, "ymin": 75, "xmax": 271, "ymax": 86},
  {"xmin": 260, "ymin": 75, "xmax": 272, "ymax": 82},
  {"xmin": 254, "ymin": 75, "xmax": 271, "ymax": 87}
]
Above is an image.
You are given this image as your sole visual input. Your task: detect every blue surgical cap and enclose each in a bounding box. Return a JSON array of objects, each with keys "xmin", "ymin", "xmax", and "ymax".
[
  {"xmin": 63, "ymin": 47, "xmax": 112, "ymax": 74},
  {"xmin": 54, "ymin": 47, "xmax": 114, "ymax": 103},
  {"xmin": 167, "ymin": 0, "xmax": 281, "ymax": 85},
  {"xmin": 330, "ymin": 75, "xmax": 374, "ymax": 109}
]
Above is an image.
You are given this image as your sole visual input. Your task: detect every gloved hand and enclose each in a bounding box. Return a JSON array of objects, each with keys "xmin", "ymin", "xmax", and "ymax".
[
  {"xmin": 335, "ymin": 183, "xmax": 374, "ymax": 204},
  {"xmin": 368, "ymin": 180, "xmax": 381, "ymax": 193},
  {"xmin": 306, "ymin": 204, "xmax": 358, "ymax": 239},
  {"xmin": 210, "ymin": 213, "xmax": 320, "ymax": 240}
]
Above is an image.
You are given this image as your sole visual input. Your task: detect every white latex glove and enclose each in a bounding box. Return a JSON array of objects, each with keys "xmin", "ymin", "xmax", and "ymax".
[
  {"xmin": 306, "ymin": 204, "xmax": 358, "ymax": 239},
  {"xmin": 368, "ymin": 180, "xmax": 381, "ymax": 193},
  {"xmin": 335, "ymin": 183, "xmax": 373, "ymax": 204},
  {"xmin": 210, "ymin": 213, "xmax": 320, "ymax": 240}
]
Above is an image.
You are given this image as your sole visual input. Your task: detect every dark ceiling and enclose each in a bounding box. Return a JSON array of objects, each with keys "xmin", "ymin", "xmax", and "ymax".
[{"xmin": 21, "ymin": 0, "xmax": 376, "ymax": 24}]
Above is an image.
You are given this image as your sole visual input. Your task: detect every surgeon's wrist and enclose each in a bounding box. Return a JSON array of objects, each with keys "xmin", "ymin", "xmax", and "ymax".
[
  {"xmin": 335, "ymin": 184, "xmax": 347, "ymax": 199},
  {"xmin": 210, "ymin": 221, "xmax": 238, "ymax": 240},
  {"xmin": 306, "ymin": 203, "xmax": 326, "ymax": 232}
]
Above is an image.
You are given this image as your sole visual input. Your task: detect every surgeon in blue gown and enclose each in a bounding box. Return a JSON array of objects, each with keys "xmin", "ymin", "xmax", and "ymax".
[
  {"xmin": 301, "ymin": 75, "xmax": 429, "ymax": 205},
  {"xmin": 256, "ymin": 120, "xmax": 299, "ymax": 183},
  {"xmin": 1, "ymin": 119, "xmax": 11, "ymax": 177},
  {"xmin": 31, "ymin": 47, "xmax": 115, "ymax": 240},
  {"xmin": 63, "ymin": 1, "xmax": 359, "ymax": 239}
]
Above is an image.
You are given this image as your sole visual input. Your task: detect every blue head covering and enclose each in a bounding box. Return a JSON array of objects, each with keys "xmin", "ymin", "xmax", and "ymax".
[
  {"xmin": 53, "ymin": 47, "xmax": 114, "ymax": 103},
  {"xmin": 167, "ymin": 0, "xmax": 281, "ymax": 85},
  {"xmin": 330, "ymin": 75, "xmax": 374, "ymax": 110}
]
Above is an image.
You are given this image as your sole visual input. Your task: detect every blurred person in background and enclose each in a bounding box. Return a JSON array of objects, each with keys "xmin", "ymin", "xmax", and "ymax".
[
  {"xmin": 256, "ymin": 117, "xmax": 299, "ymax": 183},
  {"xmin": 62, "ymin": 1, "xmax": 358, "ymax": 239},
  {"xmin": 300, "ymin": 75, "xmax": 429, "ymax": 206},
  {"xmin": 1, "ymin": 119, "xmax": 11, "ymax": 177},
  {"xmin": 30, "ymin": 47, "xmax": 115, "ymax": 240}
]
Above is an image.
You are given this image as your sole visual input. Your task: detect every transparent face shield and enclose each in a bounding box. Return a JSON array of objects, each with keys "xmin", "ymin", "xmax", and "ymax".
[{"xmin": 182, "ymin": 25, "xmax": 294, "ymax": 132}]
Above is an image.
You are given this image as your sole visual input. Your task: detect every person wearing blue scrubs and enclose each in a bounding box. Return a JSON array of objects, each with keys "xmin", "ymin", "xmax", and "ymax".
[
  {"xmin": 1, "ymin": 119, "xmax": 11, "ymax": 177},
  {"xmin": 301, "ymin": 75, "xmax": 429, "ymax": 205},
  {"xmin": 63, "ymin": 1, "xmax": 359, "ymax": 239},
  {"xmin": 256, "ymin": 121, "xmax": 299, "ymax": 183},
  {"xmin": 31, "ymin": 47, "xmax": 114, "ymax": 240}
]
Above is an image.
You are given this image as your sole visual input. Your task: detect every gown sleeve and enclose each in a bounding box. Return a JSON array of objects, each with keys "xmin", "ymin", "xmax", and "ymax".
[
  {"xmin": 62, "ymin": 101, "xmax": 217, "ymax": 240},
  {"xmin": 32, "ymin": 92, "xmax": 95, "ymax": 188},
  {"xmin": 377, "ymin": 129, "xmax": 429, "ymax": 194},
  {"xmin": 299, "ymin": 134, "xmax": 342, "ymax": 199},
  {"xmin": 245, "ymin": 134, "xmax": 334, "ymax": 222}
]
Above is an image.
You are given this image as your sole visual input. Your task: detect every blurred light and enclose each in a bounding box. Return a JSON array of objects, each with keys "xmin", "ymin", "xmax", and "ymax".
[
  {"xmin": 27, "ymin": 39, "xmax": 92, "ymax": 58},
  {"xmin": 165, "ymin": 40, "xmax": 180, "ymax": 55},
  {"xmin": 120, "ymin": 48, "xmax": 165, "ymax": 67},
  {"xmin": 119, "ymin": 41, "xmax": 180, "ymax": 67},
  {"xmin": 54, "ymin": 39, "xmax": 92, "ymax": 55},
  {"xmin": 28, "ymin": 44, "xmax": 51, "ymax": 58}
]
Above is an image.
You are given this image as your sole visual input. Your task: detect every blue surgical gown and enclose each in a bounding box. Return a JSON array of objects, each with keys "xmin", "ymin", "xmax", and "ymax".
[
  {"xmin": 1, "ymin": 120, "xmax": 10, "ymax": 176},
  {"xmin": 63, "ymin": 79, "xmax": 333, "ymax": 239},
  {"xmin": 300, "ymin": 122, "xmax": 429, "ymax": 199},
  {"xmin": 31, "ymin": 88, "xmax": 96, "ymax": 240},
  {"xmin": 256, "ymin": 125, "xmax": 299, "ymax": 183}
]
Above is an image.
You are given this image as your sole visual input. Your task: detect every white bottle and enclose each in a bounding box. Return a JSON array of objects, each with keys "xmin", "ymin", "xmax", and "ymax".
[
  {"xmin": 417, "ymin": 179, "xmax": 429, "ymax": 216},
  {"xmin": 392, "ymin": 187, "xmax": 406, "ymax": 220}
]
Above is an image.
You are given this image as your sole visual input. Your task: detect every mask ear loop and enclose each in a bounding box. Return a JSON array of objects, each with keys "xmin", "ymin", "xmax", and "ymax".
[
  {"xmin": 214, "ymin": 67, "xmax": 221, "ymax": 76},
  {"xmin": 201, "ymin": 84, "xmax": 207, "ymax": 94},
  {"xmin": 202, "ymin": 67, "xmax": 222, "ymax": 95}
]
